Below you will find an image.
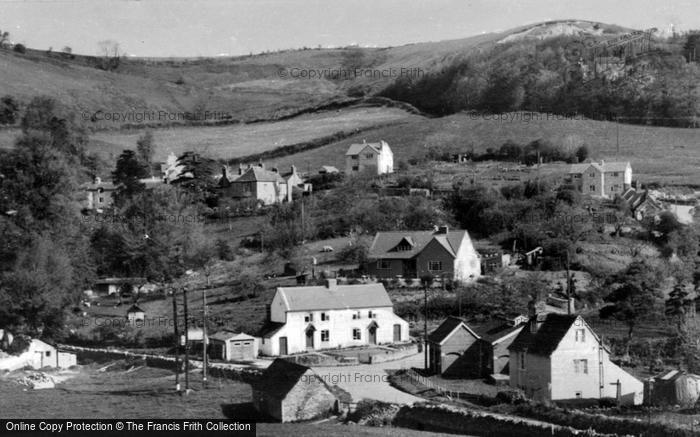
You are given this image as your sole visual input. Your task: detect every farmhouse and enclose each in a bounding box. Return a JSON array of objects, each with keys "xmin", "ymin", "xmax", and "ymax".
[
  {"xmin": 365, "ymin": 226, "xmax": 481, "ymax": 282},
  {"xmin": 218, "ymin": 162, "xmax": 292, "ymax": 205},
  {"xmin": 428, "ymin": 316, "xmax": 526, "ymax": 379},
  {"xmin": 207, "ymin": 331, "xmax": 258, "ymax": 361},
  {"xmin": 508, "ymin": 302, "xmax": 643, "ymax": 405},
  {"xmin": 345, "ymin": 140, "xmax": 393, "ymax": 175},
  {"xmin": 568, "ymin": 160, "xmax": 632, "ymax": 198},
  {"xmin": 252, "ymin": 358, "xmax": 345, "ymax": 422},
  {"xmin": 258, "ymin": 280, "xmax": 409, "ymax": 356}
]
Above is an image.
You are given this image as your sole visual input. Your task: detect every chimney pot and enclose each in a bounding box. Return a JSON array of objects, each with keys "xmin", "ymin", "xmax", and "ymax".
[
  {"xmin": 238, "ymin": 164, "xmax": 244, "ymax": 176},
  {"xmin": 258, "ymin": 159, "xmax": 264, "ymax": 169},
  {"xmin": 291, "ymin": 165, "xmax": 296, "ymax": 174},
  {"xmin": 272, "ymin": 167, "xmax": 278, "ymax": 173}
]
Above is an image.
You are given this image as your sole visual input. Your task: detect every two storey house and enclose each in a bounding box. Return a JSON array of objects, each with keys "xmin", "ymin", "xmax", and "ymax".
[
  {"xmin": 345, "ymin": 140, "xmax": 393, "ymax": 175},
  {"xmin": 259, "ymin": 280, "xmax": 409, "ymax": 356},
  {"xmin": 568, "ymin": 160, "xmax": 632, "ymax": 198}
]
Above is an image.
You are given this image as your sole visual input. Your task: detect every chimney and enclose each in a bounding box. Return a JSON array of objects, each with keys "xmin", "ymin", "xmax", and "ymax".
[
  {"xmin": 527, "ymin": 297, "xmax": 547, "ymax": 333},
  {"xmin": 601, "ymin": 159, "xmax": 605, "ymax": 166},
  {"xmin": 436, "ymin": 225, "xmax": 449, "ymax": 234},
  {"xmin": 94, "ymin": 176, "xmax": 102, "ymax": 185},
  {"xmin": 568, "ymin": 297, "xmax": 576, "ymax": 315},
  {"xmin": 272, "ymin": 167, "xmax": 278, "ymax": 174},
  {"xmin": 291, "ymin": 165, "xmax": 296, "ymax": 175},
  {"xmin": 238, "ymin": 164, "xmax": 244, "ymax": 176},
  {"xmin": 325, "ymin": 278, "xmax": 337, "ymax": 289},
  {"xmin": 221, "ymin": 167, "xmax": 227, "ymax": 180},
  {"xmin": 258, "ymin": 159, "xmax": 264, "ymax": 169}
]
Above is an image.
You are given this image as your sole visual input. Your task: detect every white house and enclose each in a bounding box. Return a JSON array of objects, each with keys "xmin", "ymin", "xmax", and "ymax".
[
  {"xmin": 0, "ymin": 339, "xmax": 76, "ymax": 371},
  {"xmin": 509, "ymin": 304, "xmax": 643, "ymax": 405},
  {"xmin": 345, "ymin": 140, "xmax": 393, "ymax": 175},
  {"xmin": 259, "ymin": 280, "xmax": 409, "ymax": 356}
]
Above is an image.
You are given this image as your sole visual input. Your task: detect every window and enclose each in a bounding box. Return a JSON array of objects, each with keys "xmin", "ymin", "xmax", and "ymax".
[
  {"xmin": 575, "ymin": 329, "xmax": 585, "ymax": 342},
  {"xmin": 351, "ymin": 155, "xmax": 359, "ymax": 160},
  {"xmin": 575, "ymin": 391, "xmax": 582, "ymax": 399},
  {"xmin": 365, "ymin": 153, "xmax": 374, "ymax": 159},
  {"xmin": 99, "ymin": 197, "xmax": 104, "ymax": 203},
  {"xmin": 352, "ymin": 328, "xmax": 361, "ymax": 340},
  {"xmin": 612, "ymin": 172, "xmax": 619, "ymax": 177},
  {"xmin": 519, "ymin": 352, "xmax": 525, "ymax": 370},
  {"xmin": 589, "ymin": 173, "xmax": 595, "ymax": 177},
  {"xmin": 304, "ymin": 313, "xmax": 314, "ymax": 322},
  {"xmin": 352, "ymin": 311, "xmax": 361, "ymax": 320},
  {"xmin": 352, "ymin": 166, "xmax": 359, "ymax": 171},
  {"xmin": 428, "ymin": 261, "xmax": 442, "ymax": 271},
  {"xmin": 396, "ymin": 243, "xmax": 412, "ymax": 251},
  {"xmin": 321, "ymin": 330, "xmax": 329, "ymax": 342},
  {"xmin": 45, "ymin": 351, "xmax": 51, "ymax": 357},
  {"xmin": 368, "ymin": 310, "xmax": 375, "ymax": 319},
  {"xmin": 321, "ymin": 312, "xmax": 329, "ymax": 321},
  {"xmin": 574, "ymin": 359, "xmax": 588, "ymax": 374},
  {"xmin": 377, "ymin": 260, "xmax": 390, "ymax": 269},
  {"xmin": 589, "ymin": 185, "xmax": 596, "ymax": 192}
]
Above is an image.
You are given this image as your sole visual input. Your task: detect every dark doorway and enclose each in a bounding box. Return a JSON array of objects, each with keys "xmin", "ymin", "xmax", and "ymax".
[
  {"xmin": 368, "ymin": 326, "xmax": 377, "ymax": 345},
  {"xmin": 279, "ymin": 337, "xmax": 288, "ymax": 355},
  {"xmin": 393, "ymin": 324, "xmax": 401, "ymax": 342},
  {"xmin": 305, "ymin": 329, "xmax": 314, "ymax": 349}
]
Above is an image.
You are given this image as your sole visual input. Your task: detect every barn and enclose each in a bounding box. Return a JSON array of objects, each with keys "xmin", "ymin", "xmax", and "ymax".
[
  {"xmin": 207, "ymin": 331, "xmax": 257, "ymax": 362},
  {"xmin": 252, "ymin": 358, "xmax": 342, "ymax": 422}
]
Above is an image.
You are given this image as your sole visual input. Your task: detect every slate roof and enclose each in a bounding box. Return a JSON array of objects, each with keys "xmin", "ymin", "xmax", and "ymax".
[
  {"xmin": 568, "ymin": 161, "xmax": 630, "ymax": 174},
  {"xmin": 82, "ymin": 180, "xmax": 118, "ymax": 191},
  {"xmin": 258, "ymin": 322, "xmax": 286, "ymax": 338},
  {"xmin": 428, "ymin": 316, "xmax": 524, "ymax": 344},
  {"xmin": 508, "ymin": 314, "xmax": 579, "ymax": 356},
  {"xmin": 232, "ymin": 167, "xmax": 285, "ymax": 183},
  {"xmin": 368, "ymin": 230, "xmax": 472, "ymax": 260},
  {"xmin": 427, "ymin": 317, "xmax": 474, "ymax": 343},
  {"xmin": 320, "ymin": 166, "xmax": 339, "ymax": 174},
  {"xmin": 254, "ymin": 358, "xmax": 315, "ymax": 399},
  {"xmin": 275, "ymin": 283, "xmax": 393, "ymax": 312},
  {"xmin": 345, "ymin": 141, "xmax": 389, "ymax": 156},
  {"xmin": 126, "ymin": 304, "xmax": 145, "ymax": 314}
]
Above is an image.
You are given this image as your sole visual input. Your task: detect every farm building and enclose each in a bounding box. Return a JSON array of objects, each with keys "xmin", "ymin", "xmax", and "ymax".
[
  {"xmin": 259, "ymin": 279, "xmax": 408, "ymax": 356},
  {"xmin": 252, "ymin": 358, "xmax": 346, "ymax": 422},
  {"xmin": 428, "ymin": 316, "xmax": 525, "ymax": 380},
  {"xmin": 93, "ymin": 277, "xmax": 146, "ymax": 296},
  {"xmin": 647, "ymin": 370, "xmax": 700, "ymax": 407},
  {"xmin": 207, "ymin": 331, "xmax": 258, "ymax": 361},
  {"xmin": 366, "ymin": 226, "xmax": 481, "ymax": 282},
  {"xmin": 0, "ymin": 339, "xmax": 76, "ymax": 371}
]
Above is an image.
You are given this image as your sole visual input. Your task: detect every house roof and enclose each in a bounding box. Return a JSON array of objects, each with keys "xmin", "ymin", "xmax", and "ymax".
[
  {"xmin": 258, "ymin": 322, "xmax": 286, "ymax": 338},
  {"xmin": 82, "ymin": 180, "xmax": 118, "ymax": 191},
  {"xmin": 232, "ymin": 166, "xmax": 285, "ymax": 183},
  {"xmin": 427, "ymin": 317, "xmax": 476, "ymax": 344},
  {"xmin": 368, "ymin": 230, "xmax": 472, "ymax": 260},
  {"xmin": 345, "ymin": 141, "xmax": 389, "ymax": 156},
  {"xmin": 476, "ymin": 321, "xmax": 526, "ymax": 343},
  {"xmin": 508, "ymin": 314, "xmax": 580, "ymax": 356},
  {"xmin": 95, "ymin": 277, "xmax": 146, "ymax": 285},
  {"xmin": 428, "ymin": 316, "xmax": 525, "ymax": 345},
  {"xmin": 275, "ymin": 283, "xmax": 393, "ymax": 312},
  {"xmin": 320, "ymin": 166, "xmax": 339, "ymax": 173},
  {"xmin": 126, "ymin": 304, "xmax": 145, "ymax": 314},
  {"xmin": 254, "ymin": 358, "xmax": 328, "ymax": 399},
  {"xmin": 568, "ymin": 161, "xmax": 630, "ymax": 174},
  {"xmin": 208, "ymin": 331, "xmax": 255, "ymax": 342}
]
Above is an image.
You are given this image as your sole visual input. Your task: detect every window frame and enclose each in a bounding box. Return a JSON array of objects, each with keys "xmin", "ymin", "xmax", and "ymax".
[
  {"xmin": 352, "ymin": 328, "xmax": 361, "ymax": 340},
  {"xmin": 428, "ymin": 261, "xmax": 443, "ymax": 272},
  {"xmin": 321, "ymin": 330, "xmax": 330, "ymax": 342}
]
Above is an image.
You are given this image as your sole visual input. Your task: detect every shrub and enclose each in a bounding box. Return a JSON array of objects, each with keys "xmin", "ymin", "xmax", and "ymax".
[{"xmin": 13, "ymin": 44, "xmax": 26, "ymax": 54}]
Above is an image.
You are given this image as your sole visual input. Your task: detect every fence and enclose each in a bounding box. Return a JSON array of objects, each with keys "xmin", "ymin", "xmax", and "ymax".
[{"xmin": 404, "ymin": 369, "xmax": 464, "ymax": 400}]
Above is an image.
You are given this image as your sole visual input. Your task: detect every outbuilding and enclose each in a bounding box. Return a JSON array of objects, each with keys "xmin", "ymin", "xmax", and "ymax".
[
  {"xmin": 208, "ymin": 331, "xmax": 257, "ymax": 362},
  {"xmin": 126, "ymin": 304, "xmax": 146, "ymax": 323}
]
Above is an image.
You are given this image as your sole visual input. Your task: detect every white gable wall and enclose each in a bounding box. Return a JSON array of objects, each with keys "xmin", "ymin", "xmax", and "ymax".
[{"xmin": 452, "ymin": 233, "xmax": 481, "ymax": 282}]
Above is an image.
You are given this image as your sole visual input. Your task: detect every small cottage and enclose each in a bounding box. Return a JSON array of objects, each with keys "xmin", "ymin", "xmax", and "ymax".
[
  {"xmin": 208, "ymin": 331, "xmax": 257, "ymax": 362},
  {"xmin": 647, "ymin": 370, "xmax": 700, "ymax": 407},
  {"xmin": 0, "ymin": 339, "xmax": 76, "ymax": 371},
  {"xmin": 126, "ymin": 304, "xmax": 146, "ymax": 323},
  {"xmin": 252, "ymin": 358, "xmax": 344, "ymax": 422}
]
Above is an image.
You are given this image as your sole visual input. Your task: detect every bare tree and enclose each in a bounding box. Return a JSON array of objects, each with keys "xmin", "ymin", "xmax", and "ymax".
[
  {"xmin": 0, "ymin": 30, "xmax": 10, "ymax": 48},
  {"xmin": 97, "ymin": 40, "xmax": 123, "ymax": 70}
]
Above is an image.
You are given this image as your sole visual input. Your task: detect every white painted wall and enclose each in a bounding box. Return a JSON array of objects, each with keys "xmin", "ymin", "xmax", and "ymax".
[{"xmin": 452, "ymin": 233, "xmax": 481, "ymax": 282}]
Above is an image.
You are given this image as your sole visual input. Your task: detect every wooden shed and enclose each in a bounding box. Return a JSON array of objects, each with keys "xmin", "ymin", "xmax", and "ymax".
[{"xmin": 648, "ymin": 370, "xmax": 700, "ymax": 407}]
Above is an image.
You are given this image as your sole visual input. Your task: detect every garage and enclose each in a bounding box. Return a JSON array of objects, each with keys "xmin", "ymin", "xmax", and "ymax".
[{"xmin": 208, "ymin": 331, "xmax": 257, "ymax": 362}]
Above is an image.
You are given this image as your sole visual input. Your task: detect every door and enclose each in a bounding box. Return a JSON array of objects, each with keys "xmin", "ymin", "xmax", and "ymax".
[
  {"xmin": 393, "ymin": 324, "xmax": 401, "ymax": 342},
  {"xmin": 305, "ymin": 329, "xmax": 314, "ymax": 349},
  {"xmin": 368, "ymin": 326, "xmax": 377, "ymax": 345},
  {"xmin": 279, "ymin": 337, "xmax": 288, "ymax": 355}
]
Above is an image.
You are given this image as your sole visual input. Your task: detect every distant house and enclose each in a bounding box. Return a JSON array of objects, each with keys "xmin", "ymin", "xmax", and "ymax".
[
  {"xmin": 259, "ymin": 279, "xmax": 409, "ymax": 356},
  {"xmin": 345, "ymin": 140, "xmax": 393, "ymax": 175},
  {"xmin": 319, "ymin": 166, "xmax": 339, "ymax": 174},
  {"xmin": 252, "ymin": 358, "xmax": 346, "ymax": 422},
  {"xmin": 208, "ymin": 331, "xmax": 257, "ymax": 361},
  {"xmin": 509, "ymin": 302, "xmax": 643, "ymax": 405},
  {"xmin": 568, "ymin": 160, "xmax": 632, "ymax": 198},
  {"xmin": 366, "ymin": 226, "xmax": 481, "ymax": 282},
  {"xmin": 477, "ymin": 247, "xmax": 509, "ymax": 274},
  {"xmin": 93, "ymin": 277, "xmax": 146, "ymax": 296},
  {"xmin": 81, "ymin": 177, "xmax": 118, "ymax": 211},
  {"xmin": 281, "ymin": 165, "xmax": 312, "ymax": 195},
  {"xmin": 219, "ymin": 162, "xmax": 292, "ymax": 205},
  {"xmin": 126, "ymin": 305, "xmax": 145, "ymax": 323},
  {"xmin": 428, "ymin": 316, "xmax": 526, "ymax": 379}
]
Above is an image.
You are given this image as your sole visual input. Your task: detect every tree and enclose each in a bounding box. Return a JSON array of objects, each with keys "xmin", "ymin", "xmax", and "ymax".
[
  {"xmin": 575, "ymin": 145, "xmax": 589, "ymax": 163},
  {"xmin": 0, "ymin": 95, "xmax": 20, "ymax": 125},
  {"xmin": 599, "ymin": 260, "xmax": 663, "ymax": 358},
  {"xmin": 20, "ymin": 96, "xmax": 88, "ymax": 160},
  {"xmin": 97, "ymin": 40, "xmax": 123, "ymax": 70},
  {"xmin": 0, "ymin": 30, "xmax": 9, "ymax": 47},
  {"xmin": 136, "ymin": 130, "xmax": 155, "ymax": 171},
  {"xmin": 112, "ymin": 149, "xmax": 148, "ymax": 203},
  {"xmin": 665, "ymin": 282, "xmax": 694, "ymax": 331},
  {"xmin": 13, "ymin": 44, "xmax": 26, "ymax": 54}
]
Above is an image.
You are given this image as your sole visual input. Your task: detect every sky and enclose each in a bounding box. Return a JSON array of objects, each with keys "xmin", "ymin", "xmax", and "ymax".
[{"xmin": 1, "ymin": 0, "xmax": 699, "ymax": 57}]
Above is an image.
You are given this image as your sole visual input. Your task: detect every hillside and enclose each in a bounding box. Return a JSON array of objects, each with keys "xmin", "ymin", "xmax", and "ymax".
[{"xmin": 0, "ymin": 20, "xmax": 643, "ymax": 130}]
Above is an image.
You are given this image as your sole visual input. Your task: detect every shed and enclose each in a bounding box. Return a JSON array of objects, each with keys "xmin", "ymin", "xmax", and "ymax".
[
  {"xmin": 252, "ymin": 358, "xmax": 342, "ymax": 422},
  {"xmin": 208, "ymin": 331, "xmax": 257, "ymax": 362},
  {"xmin": 648, "ymin": 370, "xmax": 700, "ymax": 407},
  {"xmin": 126, "ymin": 304, "xmax": 145, "ymax": 323}
]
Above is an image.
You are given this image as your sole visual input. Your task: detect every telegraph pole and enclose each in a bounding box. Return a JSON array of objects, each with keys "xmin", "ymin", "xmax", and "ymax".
[
  {"xmin": 183, "ymin": 285, "xmax": 190, "ymax": 392},
  {"xmin": 202, "ymin": 273, "xmax": 209, "ymax": 389},
  {"xmin": 172, "ymin": 289, "xmax": 180, "ymax": 392},
  {"xmin": 423, "ymin": 281, "xmax": 429, "ymax": 370}
]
